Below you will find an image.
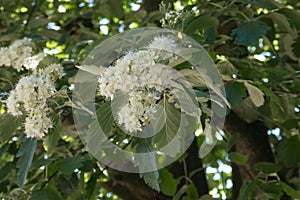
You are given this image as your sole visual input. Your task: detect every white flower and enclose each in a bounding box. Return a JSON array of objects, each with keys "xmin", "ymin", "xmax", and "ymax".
[
  {"xmin": 0, "ymin": 38, "xmax": 34, "ymax": 71},
  {"xmin": 6, "ymin": 91, "xmax": 22, "ymax": 116},
  {"xmin": 24, "ymin": 53, "xmax": 45, "ymax": 70},
  {"xmin": 6, "ymin": 65, "xmax": 64, "ymax": 139},
  {"xmin": 117, "ymin": 104, "xmax": 142, "ymax": 133},
  {"xmin": 97, "ymin": 35, "xmax": 181, "ymax": 133},
  {"xmin": 39, "ymin": 64, "xmax": 65, "ymax": 80},
  {"xmin": 146, "ymin": 35, "xmax": 180, "ymax": 59},
  {"xmin": 24, "ymin": 110, "xmax": 53, "ymax": 138}
]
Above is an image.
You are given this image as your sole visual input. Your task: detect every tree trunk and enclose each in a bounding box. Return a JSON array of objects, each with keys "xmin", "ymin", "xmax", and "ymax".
[
  {"xmin": 100, "ymin": 139, "xmax": 209, "ymax": 199},
  {"xmin": 224, "ymin": 111, "xmax": 275, "ymax": 199}
]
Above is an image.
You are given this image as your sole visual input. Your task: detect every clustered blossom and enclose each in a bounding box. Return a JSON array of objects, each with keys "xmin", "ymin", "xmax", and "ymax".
[
  {"xmin": 1, "ymin": 38, "xmax": 65, "ymax": 138},
  {"xmin": 159, "ymin": 2, "xmax": 195, "ymax": 28},
  {"xmin": 98, "ymin": 35, "xmax": 180, "ymax": 133},
  {"xmin": 6, "ymin": 64, "xmax": 64, "ymax": 138},
  {"xmin": 161, "ymin": 10, "xmax": 183, "ymax": 28},
  {"xmin": 0, "ymin": 38, "xmax": 43, "ymax": 71}
]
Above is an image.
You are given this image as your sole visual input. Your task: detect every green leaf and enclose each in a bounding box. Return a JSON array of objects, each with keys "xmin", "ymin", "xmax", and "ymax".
[
  {"xmin": 43, "ymin": 117, "xmax": 61, "ymax": 154},
  {"xmin": 96, "ymin": 100, "xmax": 114, "ymax": 134},
  {"xmin": 251, "ymin": 0, "xmax": 281, "ymax": 9},
  {"xmin": 153, "ymin": 100, "xmax": 181, "ymax": 157},
  {"xmin": 0, "ymin": 114, "xmax": 24, "ymax": 142},
  {"xmin": 38, "ymin": 56, "xmax": 59, "ymax": 69},
  {"xmin": 185, "ymin": 14, "xmax": 219, "ymax": 33},
  {"xmin": 292, "ymin": 35, "xmax": 300, "ymax": 58},
  {"xmin": 186, "ymin": 183, "xmax": 199, "ymax": 200},
  {"xmin": 159, "ymin": 169, "xmax": 179, "ymax": 196},
  {"xmin": 136, "ymin": 138, "xmax": 160, "ymax": 191},
  {"xmin": 0, "ymin": 162, "xmax": 14, "ymax": 180},
  {"xmin": 30, "ymin": 187, "xmax": 63, "ymax": 200},
  {"xmin": 141, "ymin": 171, "xmax": 160, "ymax": 192},
  {"xmin": 243, "ymin": 82, "xmax": 265, "ymax": 107},
  {"xmin": 238, "ymin": 180, "xmax": 259, "ymax": 200},
  {"xmin": 225, "ymin": 82, "xmax": 247, "ymax": 108},
  {"xmin": 232, "ymin": 21, "xmax": 271, "ymax": 45},
  {"xmin": 260, "ymin": 182, "xmax": 283, "ymax": 199},
  {"xmin": 174, "ymin": 185, "xmax": 188, "ymax": 200},
  {"xmin": 229, "ymin": 152, "xmax": 248, "ymax": 165},
  {"xmin": 217, "ymin": 60, "xmax": 238, "ymax": 79},
  {"xmin": 86, "ymin": 173, "xmax": 99, "ymax": 200},
  {"xmin": 279, "ymin": 181, "xmax": 300, "ymax": 199},
  {"xmin": 16, "ymin": 138, "xmax": 37, "ymax": 188},
  {"xmin": 254, "ymin": 162, "xmax": 282, "ymax": 174},
  {"xmin": 278, "ymin": 8, "xmax": 300, "ymax": 30},
  {"xmin": 226, "ymin": 133, "xmax": 240, "ymax": 153},
  {"xmin": 58, "ymin": 155, "xmax": 84, "ymax": 175},
  {"xmin": 278, "ymin": 136, "xmax": 300, "ymax": 167}
]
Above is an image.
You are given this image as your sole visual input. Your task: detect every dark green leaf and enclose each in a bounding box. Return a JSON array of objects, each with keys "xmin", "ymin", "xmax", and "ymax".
[
  {"xmin": 96, "ymin": 100, "xmax": 114, "ymax": 134},
  {"xmin": 0, "ymin": 114, "xmax": 24, "ymax": 142},
  {"xmin": 136, "ymin": 138, "xmax": 160, "ymax": 191},
  {"xmin": 38, "ymin": 56, "xmax": 59, "ymax": 69},
  {"xmin": 226, "ymin": 133, "xmax": 240, "ymax": 153},
  {"xmin": 159, "ymin": 169, "xmax": 179, "ymax": 196},
  {"xmin": 141, "ymin": 171, "xmax": 160, "ymax": 192},
  {"xmin": 229, "ymin": 152, "xmax": 248, "ymax": 165},
  {"xmin": 58, "ymin": 155, "xmax": 84, "ymax": 175},
  {"xmin": 30, "ymin": 187, "xmax": 63, "ymax": 200},
  {"xmin": 186, "ymin": 183, "xmax": 199, "ymax": 200},
  {"xmin": 251, "ymin": 0, "xmax": 281, "ymax": 9},
  {"xmin": 43, "ymin": 117, "xmax": 61, "ymax": 154},
  {"xmin": 292, "ymin": 35, "xmax": 300, "ymax": 58},
  {"xmin": 279, "ymin": 181, "xmax": 300, "ymax": 199},
  {"xmin": 254, "ymin": 162, "xmax": 282, "ymax": 174},
  {"xmin": 278, "ymin": 136, "xmax": 300, "ymax": 167},
  {"xmin": 260, "ymin": 182, "xmax": 283, "ymax": 199},
  {"xmin": 16, "ymin": 138, "xmax": 37, "ymax": 188},
  {"xmin": 173, "ymin": 185, "xmax": 188, "ymax": 200},
  {"xmin": 278, "ymin": 8, "xmax": 300, "ymax": 30},
  {"xmin": 225, "ymin": 82, "xmax": 247, "ymax": 108},
  {"xmin": 0, "ymin": 162, "xmax": 14, "ymax": 180},
  {"xmin": 232, "ymin": 21, "xmax": 271, "ymax": 45},
  {"xmin": 185, "ymin": 14, "xmax": 219, "ymax": 33},
  {"xmin": 32, "ymin": 157, "xmax": 55, "ymax": 169},
  {"xmin": 238, "ymin": 180, "xmax": 259, "ymax": 200},
  {"xmin": 86, "ymin": 173, "xmax": 99, "ymax": 200}
]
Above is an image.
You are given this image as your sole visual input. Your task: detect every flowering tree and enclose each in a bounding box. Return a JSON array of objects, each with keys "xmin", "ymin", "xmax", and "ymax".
[{"xmin": 0, "ymin": 0, "xmax": 299, "ymax": 199}]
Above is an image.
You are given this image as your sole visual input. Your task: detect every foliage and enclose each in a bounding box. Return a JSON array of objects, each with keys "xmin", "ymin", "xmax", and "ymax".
[{"xmin": 0, "ymin": 0, "xmax": 299, "ymax": 199}]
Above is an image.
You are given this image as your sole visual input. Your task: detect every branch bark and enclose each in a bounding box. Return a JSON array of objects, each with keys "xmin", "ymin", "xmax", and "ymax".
[{"xmin": 224, "ymin": 111, "xmax": 275, "ymax": 199}]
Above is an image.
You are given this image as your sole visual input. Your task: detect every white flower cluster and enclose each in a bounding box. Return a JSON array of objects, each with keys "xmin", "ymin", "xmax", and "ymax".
[
  {"xmin": 98, "ymin": 36, "xmax": 180, "ymax": 133},
  {"xmin": 161, "ymin": 10, "xmax": 183, "ymax": 27},
  {"xmin": 1, "ymin": 38, "xmax": 65, "ymax": 138},
  {"xmin": 159, "ymin": 2, "xmax": 194, "ymax": 28},
  {"xmin": 0, "ymin": 38, "xmax": 44, "ymax": 71},
  {"xmin": 6, "ymin": 64, "xmax": 64, "ymax": 138}
]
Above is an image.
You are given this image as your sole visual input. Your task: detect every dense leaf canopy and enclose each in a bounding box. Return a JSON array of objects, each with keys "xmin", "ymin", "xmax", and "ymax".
[{"xmin": 0, "ymin": 0, "xmax": 299, "ymax": 199}]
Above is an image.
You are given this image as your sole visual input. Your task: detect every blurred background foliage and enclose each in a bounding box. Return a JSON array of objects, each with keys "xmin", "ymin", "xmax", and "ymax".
[{"xmin": 0, "ymin": 0, "xmax": 299, "ymax": 199}]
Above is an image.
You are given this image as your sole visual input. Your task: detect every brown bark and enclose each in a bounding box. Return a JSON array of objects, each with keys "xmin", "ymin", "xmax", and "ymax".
[
  {"xmin": 169, "ymin": 139, "xmax": 209, "ymax": 197},
  {"xmin": 100, "ymin": 170, "xmax": 170, "ymax": 200},
  {"xmin": 223, "ymin": 111, "xmax": 275, "ymax": 199},
  {"xmin": 100, "ymin": 140, "xmax": 209, "ymax": 199},
  {"xmin": 141, "ymin": 0, "xmax": 162, "ymax": 13}
]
